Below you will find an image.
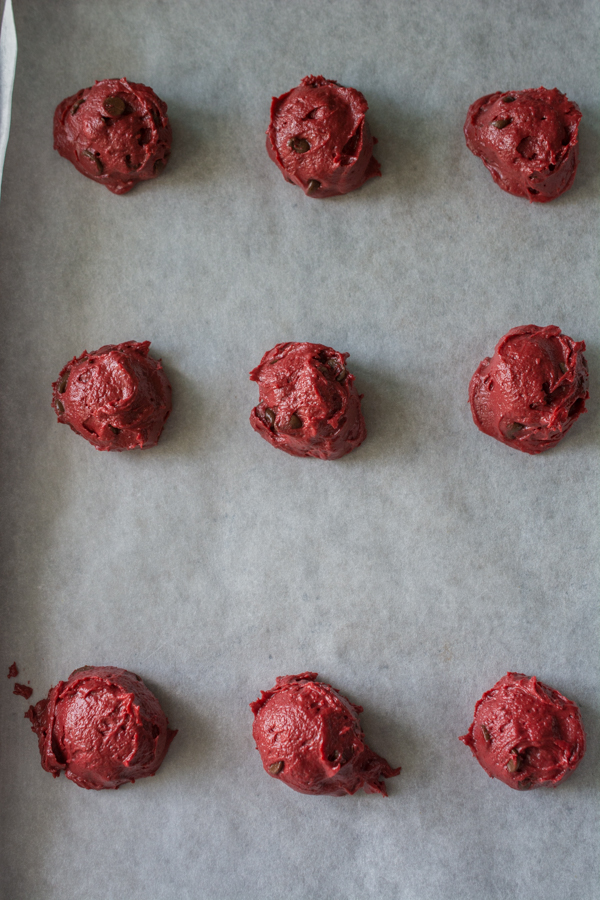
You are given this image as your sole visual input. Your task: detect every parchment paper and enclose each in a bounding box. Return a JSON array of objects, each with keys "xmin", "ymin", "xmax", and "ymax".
[{"xmin": 0, "ymin": 2, "xmax": 598, "ymax": 899}]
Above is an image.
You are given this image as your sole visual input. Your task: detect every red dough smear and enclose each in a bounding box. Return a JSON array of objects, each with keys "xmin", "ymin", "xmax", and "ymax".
[
  {"xmin": 249, "ymin": 342, "xmax": 366, "ymax": 460},
  {"xmin": 460, "ymin": 673, "xmax": 585, "ymax": 790},
  {"xmin": 54, "ymin": 78, "xmax": 171, "ymax": 195},
  {"xmin": 25, "ymin": 666, "xmax": 176, "ymax": 790},
  {"xmin": 251, "ymin": 672, "xmax": 400, "ymax": 796},
  {"xmin": 464, "ymin": 87, "xmax": 581, "ymax": 202},
  {"xmin": 52, "ymin": 340, "xmax": 172, "ymax": 451},
  {"xmin": 267, "ymin": 75, "xmax": 380, "ymax": 198},
  {"xmin": 469, "ymin": 325, "xmax": 588, "ymax": 454},
  {"xmin": 7, "ymin": 662, "xmax": 18, "ymax": 678}
]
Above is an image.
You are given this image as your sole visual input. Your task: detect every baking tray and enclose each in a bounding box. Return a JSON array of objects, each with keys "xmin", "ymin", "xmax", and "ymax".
[{"xmin": 1, "ymin": 1, "xmax": 598, "ymax": 898}]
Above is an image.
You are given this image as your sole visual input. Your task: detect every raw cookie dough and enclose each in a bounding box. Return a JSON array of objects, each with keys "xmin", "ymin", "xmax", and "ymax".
[
  {"xmin": 251, "ymin": 672, "xmax": 400, "ymax": 796},
  {"xmin": 54, "ymin": 78, "xmax": 171, "ymax": 194},
  {"xmin": 266, "ymin": 75, "xmax": 381, "ymax": 198},
  {"xmin": 469, "ymin": 325, "xmax": 588, "ymax": 454},
  {"xmin": 52, "ymin": 340, "xmax": 172, "ymax": 451},
  {"xmin": 25, "ymin": 666, "xmax": 176, "ymax": 790},
  {"xmin": 249, "ymin": 342, "xmax": 366, "ymax": 459},
  {"xmin": 460, "ymin": 673, "xmax": 586, "ymax": 790},
  {"xmin": 464, "ymin": 87, "xmax": 581, "ymax": 202}
]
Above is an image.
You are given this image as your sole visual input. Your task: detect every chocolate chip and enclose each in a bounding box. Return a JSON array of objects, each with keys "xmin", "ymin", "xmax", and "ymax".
[
  {"xmin": 328, "ymin": 750, "xmax": 341, "ymax": 763},
  {"xmin": 71, "ymin": 97, "xmax": 85, "ymax": 115},
  {"xmin": 506, "ymin": 753, "xmax": 521, "ymax": 773},
  {"xmin": 109, "ymin": 426, "xmax": 121, "ymax": 435},
  {"xmin": 264, "ymin": 408, "xmax": 276, "ymax": 427},
  {"xmin": 492, "ymin": 118, "xmax": 512, "ymax": 129},
  {"xmin": 516, "ymin": 778, "xmax": 533, "ymax": 791},
  {"xmin": 57, "ymin": 372, "xmax": 69, "ymax": 394},
  {"xmin": 505, "ymin": 422, "xmax": 524, "ymax": 441},
  {"xmin": 336, "ymin": 368, "xmax": 347, "ymax": 382},
  {"xmin": 288, "ymin": 137, "xmax": 310, "ymax": 153},
  {"xmin": 154, "ymin": 158, "xmax": 166, "ymax": 174},
  {"xmin": 502, "ymin": 96, "xmax": 515, "ymax": 103},
  {"xmin": 289, "ymin": 414, "xmax": 302, "ymax": 429},
  {"xmin": 559, "ymin": 362, "xmax": 567, "ymax": 374},
  {"xmin": 268, "ymin": 761, "xmax": 284, "ymax": 775},
  {"xmin": 481, "ymin": 724, "xmax": 491, "ymax": 743},
  {"xmin": 307, "ymin": 179, "xmax": 320, "ymax": 194},
  {"xmin": 81, "ymin": 149, "xmax": 104, "ymax": 174},
  {"xmin": 55, "ymin": 400, "xmax": 64, "ymax": 415},
  {"xmin": 103, "ymin": 95, "xmax": 126, "ymax": 118}
]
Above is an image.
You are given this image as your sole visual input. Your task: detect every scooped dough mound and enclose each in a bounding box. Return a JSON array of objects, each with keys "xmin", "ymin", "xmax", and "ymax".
[
  {"xmin": 464, "ymin": 87, "xmax": 581, "ymax": 202},
  {"xmin": 266, "ymin": 75, "xmax": 381, "ymax": 198},
  {"xmin": 251, "ymin": 672, "xmax": 400, "ymax": 796},
  {"xmin": 54, "ymin": 78, "xmax": 171, "ymax": 194},
  {"xmin": 460, "ymin": 672, "xmax": 585, "ymax": 790},
  {"xmin": 249, "ymin": 342, "xmax": 366, "ymax": 459},
  {"xmin": 25, "ymin": 666, "xmax": 177, "ymax": 790},
  {"xmin": 52, "ymin": 340, "xmax": 172, "ymax": 451},
  {"xmin": 469, "ymin": 325, "xmax": 588, "ymax": 454}
]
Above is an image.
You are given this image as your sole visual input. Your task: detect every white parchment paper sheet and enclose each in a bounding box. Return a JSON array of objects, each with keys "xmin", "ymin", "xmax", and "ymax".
[{"xmin": 1, "ymin": 2, "xmax": 598, "ymax": 898}]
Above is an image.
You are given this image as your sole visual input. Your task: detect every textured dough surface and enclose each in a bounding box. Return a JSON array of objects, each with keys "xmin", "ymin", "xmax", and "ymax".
[
  {"xmin": 460, "ymin": 672, "xmax": 585, "ymax": 790},
  {"xmin": 249, "ymin": 342, "xmax": 366, "ymax": 459},
  {"xmin": 469, "ymin": 325, "xmax": 588, "ymax": 454},
  {"xmin": 52, "ymin": 340, "xmax": 172, "ymax": 451},
  {"xmin": 266, "ymin": 75, "xmax": 380, "ymax": 198},
  {"xmin": 25, "ymin": 666, "xmax": 177, "ymax": 790},
  {"xmin": 464, "ymin": 87, "xmax": 581, "ymax": 202},
  {"xmin": 251, "ymin": 672, "xmax": 400, "ymax": 796},
  {"xmin": 54, "ymin": 78, "xmax": 171, "ymax": 194}
]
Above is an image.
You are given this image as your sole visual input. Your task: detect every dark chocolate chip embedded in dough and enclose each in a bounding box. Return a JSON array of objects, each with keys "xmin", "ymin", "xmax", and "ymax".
[
  {"xmin": 81, "ymin": 149, "xmax": 104, "ymax": 174},
  {"xmin": 55, "ymin": 400, "xmax": 64, "ymax": 415},
  {"xmin": 268, "ymin": 761, "xmax": 284, "ymax": 775},
  {"xmin": 502, "ymin": 96, "xmax": 515, "ymax": 103},
  {"xmin": 264, "ymin": 408, "xmax": 276, "ymax": 427},
  {"xmin": 109, "ymin": 426, "xmax": 121, "ymax": 435},
  {"xmin": 103, "ymin": 96, "xmax": 126, "ymax": 118},
  {"xmin": 505, "ymin": 422, "xmax": 524, "ymax": 441},
  {"xmin": 492, "ymin": 118, "xmax": 512, "ymax": 129},
  {"xmin": 559, "ymin": 362, "xmax": 567, "ymax": 374},
  {"xmin": 481, "ymin": 724, "xmax": 491, "ymax": 743},
  {"xmin": 516, "ymin": 778, "xmax": 532, "ymax": 790},
  {"xmin": 288, "ymin": 137, "xmax": 310, "ymax": 153},
  {"xmin": 506, "ymin": 753, "xmax": 521, "ymax": 773},
  {"xmin": 289, "ymin": 414, "xmax": 302, "ymax": 429},
  {"xmin": 58, "ymin": 372, "xmax": 69, "ymax": 394},
  {"xmin": 336, "ymin": 368, "xmax": 347, "ymax": 382},
  {"xmin": 71, "ymin": 97, "xmax": 85, "ymax": 115},
  {"xmin": 307, "ymin": 179, "xmax": 320, "ymax": 194}
]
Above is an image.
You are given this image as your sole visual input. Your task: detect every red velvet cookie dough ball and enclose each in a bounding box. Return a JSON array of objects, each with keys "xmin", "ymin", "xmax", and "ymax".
[
  {"xmin": 52, "ymin": 340, "xmax": 172, "ymax": 451},
  {"xmin": 266, "ymin": 75, "xmax": 381, "ymax": 198},
  {"xmin": 460, "ymin": 673, "xmax": 585, "ymax": 791},
  {"xmin": 464, "ymin": 87, "xmax": 581, "ymax": 202},
  {"xmin": 25, "ymin": 666, "xmax": 177, "ymax": 790},
  {"xmin": 469, "ymin": 325, "xmax": 588, "ymax": 454},
  {"xmin": 54, "ymin": 78, "xmax": 171, "ymax": 194},
  {"xmin": 249, "ymin": 342, "xmax": 366, "ymax": 460},
  {"xmin": 251, "ymin": 673, "xmax": 400, "ymax": 796}
]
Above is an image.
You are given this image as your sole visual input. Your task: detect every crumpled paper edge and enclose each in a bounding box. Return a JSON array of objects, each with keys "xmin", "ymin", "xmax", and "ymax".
[{"xmin": 0, "ymin": 0, "xmax": 17, "ymax": 202}]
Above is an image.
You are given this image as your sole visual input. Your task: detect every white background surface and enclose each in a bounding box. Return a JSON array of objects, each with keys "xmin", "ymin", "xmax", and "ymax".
[{"xmin": 0, "ymin": 2, "xmax": 598, "ymax": 898}]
